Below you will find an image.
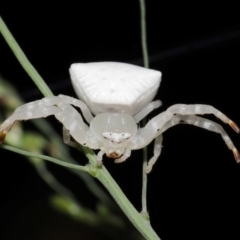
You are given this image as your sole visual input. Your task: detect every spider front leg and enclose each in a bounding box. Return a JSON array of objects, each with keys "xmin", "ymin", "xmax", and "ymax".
[
  {"xmin": 176, "ymin": 115, "xmax": 240, "ymax": 162},
  {"xmin": 0, "ymin": 97, "xmax": 99, "ymax": 150},
  {"xmin": 0, "ymin": 97, "xmax": 61, "ymax": 143},
  {"xmin": 167, "ymin": 104, "xmax": 240, "ymax": 133},
  {"xmin": 160, "ymin": 113, "xmax": 240, "ymax": 158}
]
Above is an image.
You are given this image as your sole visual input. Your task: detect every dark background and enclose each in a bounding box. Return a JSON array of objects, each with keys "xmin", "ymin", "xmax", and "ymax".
[{"xmin": 1, "ymin": 1, "xmax": 240, "ymax": 240}]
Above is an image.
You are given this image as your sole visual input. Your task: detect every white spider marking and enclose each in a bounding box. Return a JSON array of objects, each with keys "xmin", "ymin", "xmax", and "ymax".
[{"xmin": 0, "ymin": 62, "xmax": 239, "ymax": 173}]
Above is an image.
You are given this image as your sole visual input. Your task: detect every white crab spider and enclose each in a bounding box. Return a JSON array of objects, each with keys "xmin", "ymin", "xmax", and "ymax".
[{"xmin": 0, "ymin": 62, "xmax": 239, "ymax": 173}]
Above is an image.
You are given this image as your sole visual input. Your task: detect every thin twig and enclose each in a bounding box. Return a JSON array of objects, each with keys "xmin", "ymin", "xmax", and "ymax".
[
  {"xmin": 1, "ymin": 145, "xmax": 88, "ymax": 172},
  {"xmin": 139, "ymin": 0, "xmax": 149, "ymax": 68},
  {"xmin": 139, "ymin": 0, "xmax": 149, "ymax": 216}
]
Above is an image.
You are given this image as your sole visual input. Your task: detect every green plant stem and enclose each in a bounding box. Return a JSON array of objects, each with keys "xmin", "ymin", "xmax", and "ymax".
[
  {"xmin": 142, "ymin": 126, "xmax": 148, "ymax": 214},
  {"xmin": 139, "ymin": 0, "xmax": 149, "ymax": 216},
  {"xmin": 0, "ymin": 16, "xmax": 53, "ymax": 97},
  {"xmin": 1, "ymin": 145, "xmax": 88, "ymax": 172},
  {"xmin": 139, "ymin": 0, "xmax": 149, "ymax": 68}
]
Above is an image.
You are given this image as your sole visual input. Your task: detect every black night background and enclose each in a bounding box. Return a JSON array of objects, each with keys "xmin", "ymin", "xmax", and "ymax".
[{"xmin": 0, "ymin": 1, "xmax": 240, "ymax": 240}]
